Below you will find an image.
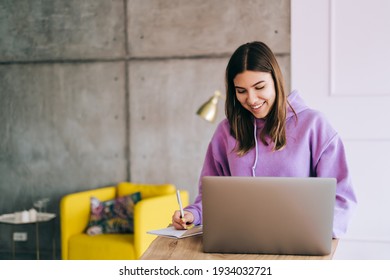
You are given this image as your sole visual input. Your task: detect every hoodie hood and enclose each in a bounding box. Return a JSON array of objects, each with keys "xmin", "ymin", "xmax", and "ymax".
[{"xmin": 287, "ymin": 89, "xmax": 309, "ymax": 119}]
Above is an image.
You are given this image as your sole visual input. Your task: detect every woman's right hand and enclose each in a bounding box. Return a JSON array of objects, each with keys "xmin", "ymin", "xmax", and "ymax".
[{"xmin": 172, "ymin": 210, "xmax": 194, "ymax": 230}]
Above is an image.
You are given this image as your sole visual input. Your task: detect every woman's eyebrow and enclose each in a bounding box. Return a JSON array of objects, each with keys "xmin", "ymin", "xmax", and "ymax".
[
  {"xmin": 251, "ymin": 80, "xmax": 266, "ymax": 87},
  {"xmin": 235, "ymin": 80, "xmax": 266, "ymax": 89}
]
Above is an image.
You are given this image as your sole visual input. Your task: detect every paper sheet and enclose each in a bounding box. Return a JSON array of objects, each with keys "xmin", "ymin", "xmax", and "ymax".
[{"xmin": 147, "ymin": 225, "xmax": 203, "ymax": 239}]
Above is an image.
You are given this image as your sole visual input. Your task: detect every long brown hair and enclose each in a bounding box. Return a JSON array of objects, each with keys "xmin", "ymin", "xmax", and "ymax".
[{"xmin": 225, "ymin": 41, "xmax": 292, "ymax": 155}]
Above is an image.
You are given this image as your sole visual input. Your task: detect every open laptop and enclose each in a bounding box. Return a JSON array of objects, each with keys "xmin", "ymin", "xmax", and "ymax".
[{"xmin": 202, "ymin": 176, "xmax": 336, "ymax": 255}]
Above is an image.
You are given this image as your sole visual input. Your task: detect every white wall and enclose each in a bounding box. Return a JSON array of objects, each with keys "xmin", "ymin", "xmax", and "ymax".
[{"xmin": 291, "ymin": 0, "xmax": 390, "ymax": 259}]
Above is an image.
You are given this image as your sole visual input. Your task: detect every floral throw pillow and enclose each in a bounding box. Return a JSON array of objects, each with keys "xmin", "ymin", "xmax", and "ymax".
[{"xmin": 85, "ymin": 192, "xmax": 142, "ymax": 236}]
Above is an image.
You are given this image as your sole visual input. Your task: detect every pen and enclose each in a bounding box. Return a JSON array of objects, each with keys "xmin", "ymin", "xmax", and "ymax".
[
  {"xmin": 176, "ymin": 190, "xmax": 194, "ymax": 229},
  {"xmin": 176, "ymin": 190, "xmax": 185, "ymax": 219}
]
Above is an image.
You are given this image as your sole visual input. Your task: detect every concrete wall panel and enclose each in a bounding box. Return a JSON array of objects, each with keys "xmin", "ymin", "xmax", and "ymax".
[
  {"xmin": 0, "ymin": 0, "xmax": 125, "ymax": 61},
  {"xmin": 0, "ymin": 62, "xmax": 127, "ymax": 212},
  {"xmin": 129, "ymin": 58, "xmax": 228, "ymax": 201},
  {"xmin": 128, "ymin": 0, "xmax": 290, "ymax": 57}
]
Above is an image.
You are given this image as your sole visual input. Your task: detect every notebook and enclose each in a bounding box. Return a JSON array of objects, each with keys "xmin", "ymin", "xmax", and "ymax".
[
  {"xmin": 202, "ymin": 176, "xmax": 336, "ymax": 255},
  {"xmin": 147, "ymin": 225, "xmax": 203, "ymax": 239}
]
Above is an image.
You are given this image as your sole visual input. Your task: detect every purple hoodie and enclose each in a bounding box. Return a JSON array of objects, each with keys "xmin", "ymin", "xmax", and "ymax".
[{"xmin": 185, "ymin": 90, "xmax": 357, "ymax": 238}]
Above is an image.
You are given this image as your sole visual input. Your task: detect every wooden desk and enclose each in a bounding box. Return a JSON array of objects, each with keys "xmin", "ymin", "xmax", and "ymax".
[{"xmin": 141, "ymin": 235, "xmax": 339, "ymax": 260}]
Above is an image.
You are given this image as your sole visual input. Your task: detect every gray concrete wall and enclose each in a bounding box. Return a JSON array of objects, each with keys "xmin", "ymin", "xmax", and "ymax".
[{"xmin": 0, "ymin": 0, "xmax": 290, "ymax": 259}]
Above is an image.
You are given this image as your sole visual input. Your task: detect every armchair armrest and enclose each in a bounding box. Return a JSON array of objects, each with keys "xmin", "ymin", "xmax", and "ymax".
[
  {"xmin": 133, "ymin": 190, "xmax": 189, "ymax": 259},
  {"xmin": 59, "ymin": 186, "xmax": 116, "ymax": 260}
]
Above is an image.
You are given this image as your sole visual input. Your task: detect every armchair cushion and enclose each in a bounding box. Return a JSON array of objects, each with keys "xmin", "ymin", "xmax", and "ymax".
[
  {"xmin": 68, "ymin": 233, "xmax": 136, "ymax": 260},
  {"xmin": 85, "ymin": 192, "xmax": 142, "ymax": 235}
]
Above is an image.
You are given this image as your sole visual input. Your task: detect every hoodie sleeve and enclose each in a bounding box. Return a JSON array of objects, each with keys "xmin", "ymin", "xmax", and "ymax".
[
  {"xmin": 183, "ymin": 121, "xmax": 230, "ymax": 225},
  {"xmin": 315, "ymin": 133, "xmax": 358, "ymax": 238}
]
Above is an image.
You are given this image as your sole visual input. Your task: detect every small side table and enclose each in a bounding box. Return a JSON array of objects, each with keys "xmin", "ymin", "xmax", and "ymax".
[{"xmin": 0, "ymin": 212, "xmax": 56, "ymax": 260}]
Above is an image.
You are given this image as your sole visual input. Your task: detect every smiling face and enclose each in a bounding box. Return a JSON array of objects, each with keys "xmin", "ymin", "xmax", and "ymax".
[{"xmin": 233, "ymin": 70, "xmax": 276, "ymax": 119}]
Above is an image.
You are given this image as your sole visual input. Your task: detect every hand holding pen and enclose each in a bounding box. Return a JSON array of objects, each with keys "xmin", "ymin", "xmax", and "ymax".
[{"xmin": 172, "ymin": 190, "xmax": 194, "ymax": 230}]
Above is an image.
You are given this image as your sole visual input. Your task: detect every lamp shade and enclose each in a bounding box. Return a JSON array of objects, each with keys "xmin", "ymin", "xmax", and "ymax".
[{"xmin": 196, "ymin": 90, "xmax": 222, "ymax": 123}]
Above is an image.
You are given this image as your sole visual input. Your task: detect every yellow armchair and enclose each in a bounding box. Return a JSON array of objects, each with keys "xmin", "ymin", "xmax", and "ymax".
[{"xmin": 60, "ymin": 182, "xmax": 189, "ymax": 260}]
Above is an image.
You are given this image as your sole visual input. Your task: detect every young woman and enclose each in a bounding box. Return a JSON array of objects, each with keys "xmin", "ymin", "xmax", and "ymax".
[{"xmin": 172, "ymin": 41, "xmax": 357, "ymax": 238}]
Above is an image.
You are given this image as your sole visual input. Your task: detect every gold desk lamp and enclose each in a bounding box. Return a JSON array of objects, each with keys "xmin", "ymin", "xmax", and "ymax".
[{"xmin": 196, "ymin": 90, "xmax": 223, "ymax": 123}]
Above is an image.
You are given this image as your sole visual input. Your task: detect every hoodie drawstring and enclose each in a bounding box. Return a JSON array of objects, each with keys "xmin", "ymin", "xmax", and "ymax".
[{"xmin": 252, "ymin": 121, "xmax": 258, "ymax": 177}]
